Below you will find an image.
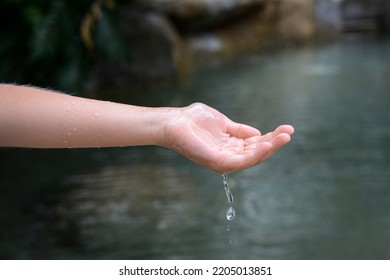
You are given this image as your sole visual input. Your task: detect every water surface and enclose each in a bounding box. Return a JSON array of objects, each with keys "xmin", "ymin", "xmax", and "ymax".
[{"xmin": 1, "ymin": 37, "xmax": 390, "ymax": 259}]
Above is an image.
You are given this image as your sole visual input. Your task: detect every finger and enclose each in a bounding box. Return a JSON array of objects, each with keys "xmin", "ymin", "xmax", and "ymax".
[
  {"xmin": 226, "ymin": 120, "xmax": 261, "ymax": 139},
  {"xmin": 257, "ymin": 133, "xmax": 292, "ymax": 163},
  {"xmin": 236, "ymin": 141, "xmax": 273, "ymax": 168},
  {"xmin": 240, "ymin": 132, "xmax": 291, "ymax": 167},
  {"xmin": 244, "ymin": 135, "xmax": 262, "ymax": 145},
  {"xmin": 276, "ymin": 124, "xmax": 294, "ymax": 135},
  {"xmin": 270, "ymin": 132, "xmax": 292, "ymax": 148},
  {"xmin": 259, "ymin": 124, "xmax": 294, "ymax": 143},
  {"xmin": 213, "ymin": 124, "xmax": 294, "ymax": 173},
  {"xmin": 217, "ymin": 141, "xmax": 272, "ymax": 173}
]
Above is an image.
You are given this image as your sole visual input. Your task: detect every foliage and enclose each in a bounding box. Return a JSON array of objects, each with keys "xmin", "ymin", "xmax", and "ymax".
[{"xmin": 0, "ymin": 0, "xmax": 131, "ymax": 94}]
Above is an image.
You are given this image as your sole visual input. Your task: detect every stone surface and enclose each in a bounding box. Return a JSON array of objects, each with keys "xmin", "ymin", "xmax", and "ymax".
[
  {"xmin": 315, "ymin": 0, "xmax": 390, "ymax": 34},
  {"xmin": 135, "ymin": 0, "xmax": 267, "ymax": 31},
  {"xmin": 273, "ymin": 0, "xmax": 315, "ymax": 41},
  {"xmin": 90, "ymin": 0, "xmax": 319, "ymax": 91},
  {"xmin": 92, "ymin": 6, "xmax": 186, "ymax": 90},
  {"xmin": 315, "ymin": 0, "xmax": 343, "ymax": 35}
]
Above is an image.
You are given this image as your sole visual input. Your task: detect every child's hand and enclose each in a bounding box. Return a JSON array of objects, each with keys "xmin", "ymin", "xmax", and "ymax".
[{"xmin": 163, "ymin": 103, "xmax": 294, "ymax": 174}]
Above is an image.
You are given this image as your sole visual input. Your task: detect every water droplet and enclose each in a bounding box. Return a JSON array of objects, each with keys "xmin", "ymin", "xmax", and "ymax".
[
  {"xmin": 226, "ymin": 205, "xmax": 235, "ymax": 221},
  {"xmin": 93, "ymin": 112, "xmax": 100, "ymax": 117}
]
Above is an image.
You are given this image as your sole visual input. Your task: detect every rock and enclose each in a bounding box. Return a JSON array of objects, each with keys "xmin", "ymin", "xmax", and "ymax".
[
  {"xmin": 315, "ymin": 0, "xmax": 343, "ymax": 36},
  {"xmin": 135, "ymin": 0, "xmax": 267, "ymax": 32},
  {"xmin": 314, "ymin": 0, "xmax": 390, "ymax": 35},
  {"xmin": 189, "ymin": 34, "xmax": 223, "ymax": 56},
  {"xmin": 187, "ymin": 0, "xmax": 316, "ymax": 59},
  {"xmin": 340, "ymin": 0, "xmax": 388, "ymax": 32},
  {"xmin": 91, "ymin": 6, "xmax": 187, "ymax": 90},
  {"xmin": 272, "ymin": 0, "xmax": 315, "ymax": 41},
  {"xmin": 90, "ymin": 0, "xmax": 318, "ymax": 92}
]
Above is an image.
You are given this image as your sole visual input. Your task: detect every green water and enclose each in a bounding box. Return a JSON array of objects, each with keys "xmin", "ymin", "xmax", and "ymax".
[{"xmin": 1, "ymin": 37, "xmax": 390, "ymax": 259}]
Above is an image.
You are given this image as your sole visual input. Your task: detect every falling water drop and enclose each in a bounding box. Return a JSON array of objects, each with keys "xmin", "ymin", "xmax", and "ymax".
[{"xmin": 226, "ymin": 205, "xmax": 235, "ymax": 220}]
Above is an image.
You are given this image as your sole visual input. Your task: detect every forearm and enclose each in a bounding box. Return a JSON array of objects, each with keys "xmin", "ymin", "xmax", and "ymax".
[{"xmin": 0, "ymin": 84, "xmax": 177, "ymax": 148}]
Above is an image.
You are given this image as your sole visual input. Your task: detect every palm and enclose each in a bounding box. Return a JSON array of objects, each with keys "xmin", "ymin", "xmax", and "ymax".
[{"xmin": 166, "ymin": 103, "xmax": 294, "ymax": 174}]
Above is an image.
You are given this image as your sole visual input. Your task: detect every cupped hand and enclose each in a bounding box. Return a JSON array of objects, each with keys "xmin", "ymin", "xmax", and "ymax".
[{"xmin": 163, "ymin": 103, "xmax": 294, "ymax": 174}]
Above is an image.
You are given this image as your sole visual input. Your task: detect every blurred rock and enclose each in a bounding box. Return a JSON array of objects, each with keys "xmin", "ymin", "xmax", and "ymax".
[
  {"xmin": 135, "ymin": 0, "xmax": 267, "ymax": 32},
  {"xmin": 340, "ymin": 0, "xmax": 389, "ymax": 32},
  {"xmin": 315, "ymin": 0, "xmax": 390, "ymax": 35},
  {"xmin": 91, "ymin": 0, "xmax": 317, "ymax": 91},
  {"xmin": 90, "ymin": 6, "xmax": 187, "ymax": 91},
  {"xmin": 315, "ymin": 0, "xmax": 343, "ymax": 36},
  {"xmin": 187, "ymin": 0, "xmax": 315, "ymax": 60},
  {"xmin": 274, "ymin": 0, "xmax": 315, "ymax": 41}
]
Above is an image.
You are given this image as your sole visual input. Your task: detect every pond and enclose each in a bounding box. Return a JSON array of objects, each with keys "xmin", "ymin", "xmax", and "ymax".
[{"xmin": 1, "ymin": 36, "xmax": 390, "ymax": 260}]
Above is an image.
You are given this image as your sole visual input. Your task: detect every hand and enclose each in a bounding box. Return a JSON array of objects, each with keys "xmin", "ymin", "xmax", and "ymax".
[{"xmin": 163, "ymin": 103, "xmax": 294, "ymax": 174}]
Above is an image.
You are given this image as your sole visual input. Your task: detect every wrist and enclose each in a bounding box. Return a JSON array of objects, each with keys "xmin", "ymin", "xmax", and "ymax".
[{"xmin": 153, "ymin": 106, "xmax": 183, "ymax": 148}]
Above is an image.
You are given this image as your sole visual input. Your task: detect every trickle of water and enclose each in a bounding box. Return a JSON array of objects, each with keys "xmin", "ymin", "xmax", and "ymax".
[
  {"xmin": 222, "ymin": 174, "xmax": 233, "ymax": 204},
  {"xmin": 222, "ymin": 174, "xmax": 235, "ymax": 221}
]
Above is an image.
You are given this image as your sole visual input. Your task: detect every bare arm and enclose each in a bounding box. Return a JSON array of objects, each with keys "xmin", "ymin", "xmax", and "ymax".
[
  {"xmin": 0, "ymin": 84, "xmax": 175, "ymax": 148},
  {"xmin": 0, "ymin": 84, "xmax": 294, "ymax": 173}
]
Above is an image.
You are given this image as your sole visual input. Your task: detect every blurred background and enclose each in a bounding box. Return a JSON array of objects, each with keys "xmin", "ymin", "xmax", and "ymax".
[{"xmin": 1, "ymin": 0, "xmax": 390, "ymax": 259}]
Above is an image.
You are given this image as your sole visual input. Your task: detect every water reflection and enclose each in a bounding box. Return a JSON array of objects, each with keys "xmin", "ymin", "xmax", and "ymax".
[
  {"xmin": 24, "ymin": 150, "xmax": 233, "ymax": 259},
  {"xmin": 1, "ymin": 37, "xmax": 390, "ymax": 259}
]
